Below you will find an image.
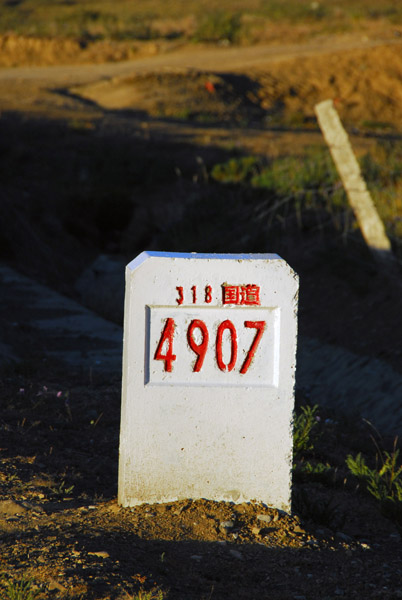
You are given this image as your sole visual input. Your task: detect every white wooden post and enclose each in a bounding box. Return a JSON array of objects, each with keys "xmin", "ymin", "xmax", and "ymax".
[{"xmin": 315, "ymin": 99, "xmax": 393, "ymax": 264}]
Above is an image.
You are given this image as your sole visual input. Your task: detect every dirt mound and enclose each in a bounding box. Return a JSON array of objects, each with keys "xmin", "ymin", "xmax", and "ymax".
[
  {"xmin": 0, "ymin": 33, "xmax": 178, "ymax": 67},
  {"xmin": 68, "ymin": 42, "xmax": 402, "ymax": 131},
  {"xmin": 71, "ymin": 70, "xmax": 263, "ymax": 124},
  {"xmin": 0, "ymin": 34, "xmax": 83, "ymax": 67},
  {"xmin": 255, "ymin": 43, "xmax": 402, "ymax": 129}
]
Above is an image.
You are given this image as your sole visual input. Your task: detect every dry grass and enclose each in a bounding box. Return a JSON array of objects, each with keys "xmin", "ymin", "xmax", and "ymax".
[{"xmin": 0, "ymin": 0, "xmax": 400, "ymax": 42}]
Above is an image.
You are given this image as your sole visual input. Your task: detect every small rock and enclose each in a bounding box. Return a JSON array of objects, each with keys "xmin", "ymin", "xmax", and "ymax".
[
  {"xmin": 174, "ymin": 502, "xmax": 191, "ymax": 515},
  {"xmin": 191, "ymin": 555, "xmax": 202, "ymax": 561},
  {"xmin": 273, "ymin": 513, "xmax": 280, "ymax": 522},
  {"xmin": 360, "ymin": 542, "xmax": 371, "ymax": 550},
  {"xmin": 336, "ymin": 532, "xmax": 352, "ymax": 544},
  {"xmin": 252, "ymin": 526, "xmax": 262, "ymax": 536},
  {"xmin": 257, "ymin": 514, "xmax": 272, "ymax": 524},
  {"xmin": 48, "ymin": 579, "xmax": 66, "ymax": 592},
  {"xmin": 0, "ymin": 500, "xmax": 26, "ymax": 516},
  {"xmin": 173, "ymin": 505, "xmax": 188, "ymax": 516},
  {"xmin": 21, "ymin": 501, "xmax": 44, "ymax": 513},
  {"xmin": 219, "ymin": 521, "xmax": 235, "ymax": 533},
  {"xmin": 88, "ymin": 551, "xmax": 110, "ymax": 559},
  {"xmin": 220, "ymin": 520, "xmax": 235, "ymax": 530},
  {"xmin": 293, "ymin": 525, "xmax": 305, "ymax": 534},
  {"xmin": 229, "ymin": 549, "xmax": 242, "ymax": 560}
]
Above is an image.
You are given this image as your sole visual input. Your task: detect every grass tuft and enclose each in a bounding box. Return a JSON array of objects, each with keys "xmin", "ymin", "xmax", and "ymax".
[
  {"xmin": 4, "ymin": 578, "xmax": 39, "ymax": 600},
  {"xmin": 293, "ymin": 404, "xmax": 320, "ymax": 457},
  {"xmin": 346, "ymin": 437, "xmax": 402, "ymax": 525}
]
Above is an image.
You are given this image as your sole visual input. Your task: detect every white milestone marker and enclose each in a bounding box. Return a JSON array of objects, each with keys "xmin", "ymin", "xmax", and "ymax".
[{"xmin": 118, "ymin": 252, "xmax": 299, "ymax": 511}]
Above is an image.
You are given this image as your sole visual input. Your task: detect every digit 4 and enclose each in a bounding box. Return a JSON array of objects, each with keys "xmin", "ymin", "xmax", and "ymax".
[{"xmin": 154, "ymin": 318, "xmax": 176, "ymax": 372}]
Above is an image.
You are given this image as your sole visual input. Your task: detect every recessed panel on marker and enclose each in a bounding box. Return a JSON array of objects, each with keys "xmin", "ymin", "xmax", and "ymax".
[{"xmin": 147, "ymin": 306, "xmax": 280, "ymax": 387}]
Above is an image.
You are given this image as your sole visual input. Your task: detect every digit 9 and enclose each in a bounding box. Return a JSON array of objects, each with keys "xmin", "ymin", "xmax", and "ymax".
[{"xmin": 187, "ymin": 319, "xmax": 209, "ymax": 372}]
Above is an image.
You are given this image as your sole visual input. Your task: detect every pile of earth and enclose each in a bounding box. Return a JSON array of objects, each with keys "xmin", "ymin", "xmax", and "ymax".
[
  {"xmin": 0, "ymin": 33, "xmax": 179, "ymax": 67},
  {"xmin": 70, "ymin": 70, "xmax": 264, "ymax": 124},
  {"xmin": 69, "ymin": 43, "xmax": 402, "ymax": 130}
]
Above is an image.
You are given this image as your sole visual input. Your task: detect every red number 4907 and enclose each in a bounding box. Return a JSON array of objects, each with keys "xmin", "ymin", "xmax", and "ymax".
[{"xmin": 154, "ymin": 319, "xmax": 265, "ymax": 374}]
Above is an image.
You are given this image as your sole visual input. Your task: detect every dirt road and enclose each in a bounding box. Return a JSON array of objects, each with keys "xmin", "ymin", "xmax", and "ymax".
[
  {"xmin": 1, "ymin": 29, "xmax": 401, "ymax": 165},
  {"xmin": 0, "ymin": 33, "xmax": 401, "ymax": 86}
]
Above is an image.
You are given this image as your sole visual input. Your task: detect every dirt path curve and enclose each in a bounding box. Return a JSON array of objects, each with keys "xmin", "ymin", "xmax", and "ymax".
[{"xmin": 0, "ymin": 33, "xmax": 401, "ymax": 86}]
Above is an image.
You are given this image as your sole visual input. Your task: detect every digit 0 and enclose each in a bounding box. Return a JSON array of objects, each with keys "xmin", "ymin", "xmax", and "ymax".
[{"xmin": 216, "ymin": 320, "xmax": 237, "ymax": 372}]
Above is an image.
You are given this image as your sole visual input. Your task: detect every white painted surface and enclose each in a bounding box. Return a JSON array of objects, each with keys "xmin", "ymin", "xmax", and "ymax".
[{"xmin": 118, "ymin": 252, "xmax": 299, "ymax": 510}]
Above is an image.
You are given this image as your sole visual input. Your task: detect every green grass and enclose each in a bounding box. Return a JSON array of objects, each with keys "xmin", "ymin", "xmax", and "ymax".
[
  {"xmin": 293, "ymin": 404, "xmax": 320, "ymax": 457},
  {"xmin": 291, "ymin": 403, "xmax": 402, "ymax": 531},
  {"xmin": 208, "ymin": 142, "xmax": 402, "ymax": 256},
  {"xmin": 0, "ymin": 0, "xmax": 400, "ymax": 40},
  {"xmin": 3, "ymin": 578, "xmax": 39, "ymax": 600},
  {"xmin": 360, "ymin": 140, "xmax": 402, "ymax": 241},
  {"xmin": 211, "ymin": 156, "xmax": 260, "ymax": 184},
  {"xmin": 156, "ymin": 139, "xmax": 402, "ymax": 261},
  {"xmin": 347, "ymin": 437, "xmax": 402, "ymax": 526},
  {"xmin": 210, "ymin": 147, "xmax": 348, "ymax": 234},
  {"xmin": 133, "ymin": 589, "xmax": 165, "ymax": 600}
]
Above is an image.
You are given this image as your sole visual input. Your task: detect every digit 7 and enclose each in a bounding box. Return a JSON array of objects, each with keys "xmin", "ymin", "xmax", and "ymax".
[
  {"xmin": 187, "ymin": 319, "xmax": 209, "ymax": 372},
  {"xmin": 240, "ymin": 321, "xmax": 266, "ymax": 374}
]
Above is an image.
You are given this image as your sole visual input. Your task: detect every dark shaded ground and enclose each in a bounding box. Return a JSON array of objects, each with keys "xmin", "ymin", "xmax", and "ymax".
[{"xmin": 0, "ymin": 109, "xmax": 401, "ymax": 374}]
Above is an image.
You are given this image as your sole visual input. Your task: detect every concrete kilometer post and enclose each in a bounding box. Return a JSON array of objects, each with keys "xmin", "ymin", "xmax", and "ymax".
[{"xmin": 118, "ymin": 252, "xmax": 299, "ymax": 511}]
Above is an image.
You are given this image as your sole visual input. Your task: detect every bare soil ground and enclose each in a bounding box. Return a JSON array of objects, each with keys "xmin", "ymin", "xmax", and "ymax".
[
  {"xmin": 1, "ymin": 371, "xmax": 402, "ymax": 600},
  {"xmin": 1, "ymin": 22, "xmax": 402, "ymax": 599}
]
